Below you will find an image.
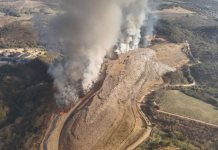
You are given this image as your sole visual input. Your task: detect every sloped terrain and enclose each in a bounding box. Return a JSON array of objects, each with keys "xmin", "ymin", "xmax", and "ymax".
[
  {"xmin": 58, "ymin": 47, "xmax": 188, "ymax": 150},
  {"xmin": 0, "ymin": 59, "xmax": 55, "ymax": 150}
]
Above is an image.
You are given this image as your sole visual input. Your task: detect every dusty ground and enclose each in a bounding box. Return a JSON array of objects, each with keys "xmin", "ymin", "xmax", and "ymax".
[
  {"xmin": 40, "ymin": 42, "xmax": 189, "ymax": 150},
  {"xmin": 155, "ymin": 6, "xmax": 195, "ymax": 20},
  {"xmin": 58, "ymin": 48, "xmax": 171, "ymax": 150},
  {"xmin": 151, "ymin": 43, "xmax": 190, "ymax": 69}
]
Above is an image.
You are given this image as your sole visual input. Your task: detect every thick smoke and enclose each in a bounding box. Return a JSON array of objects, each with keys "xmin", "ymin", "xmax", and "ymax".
[
  {"xmin": 36, "ymin": 0, "xmax": 155, "ymax": 106},
  {"xmin": 141, "ymin": 0, "xmax": 159, "ymax": 46},
  {"xmin": 48, "ymin": 0, "xmax": 122, "ymax": 105},
  {"xmin": 116, "ymin": 0, "xmax": 148, "ymax": 54}
]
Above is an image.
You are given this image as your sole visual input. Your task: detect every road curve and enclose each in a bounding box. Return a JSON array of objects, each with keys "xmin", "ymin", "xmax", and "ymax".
[
  {"xmin": 125, "ymin": 103, "xmax": 152, "ymax": 150},
  {"xmin": 41, "ymin": 87, "xmax": 154, "ymax": 150},
  {"xmin": 124, "ymin": 90, "xmax": 155, "ymax": 150},
  {"xmin": 40, "ymin": 76, "xmax": 105, "ymax": 150}
]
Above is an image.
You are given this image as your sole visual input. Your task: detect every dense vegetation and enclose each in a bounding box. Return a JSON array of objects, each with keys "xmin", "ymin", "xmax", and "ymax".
[
  {"xmin": 155, "ymin": 19, "xmax": 218, "ymax": 63},
  {"xmin": 0, "ymin": 8, "xmax": 20, "ymax": 17},
  {"xmin": 0, "ymin": 59, "xmax": 55, "ymax": 150},
  {"xmin": 155, "ymin": 18, "xmax": 218, "ymax": 108},
  {"xmin": 140, "ymin": 4, "xmax": 218, "ymax": 149},
  {"xmin": 163, "ymin": 66, "xmax": 194, "ymax": 85},
  {"xmin": 137, "ymin": 129, "xmax": 198, "ymax": 150}
]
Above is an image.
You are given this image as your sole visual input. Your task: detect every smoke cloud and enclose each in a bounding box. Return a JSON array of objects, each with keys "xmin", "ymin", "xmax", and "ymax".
[
  {"xmin": 141, "ymin": 0, "xmax": 159, "ymax": 46},
  {"xmin": 35, "ymin": 0, "xmax": 156, "ymax": 106},
  {"xmin": 116, "ymin": 0, "xmax": 148, "ymax": 53}
]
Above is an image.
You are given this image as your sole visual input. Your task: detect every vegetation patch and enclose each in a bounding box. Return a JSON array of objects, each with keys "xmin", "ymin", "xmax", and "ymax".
[
  {"xmin": 155, "ymin": 17, "xmax": 218, "ymax": 105},
  {"xmin": 0, "ymin": 8, "xmax": 20, "ymax": 17},
  {"xmin": 137, "ymin": 128, "xmax": 198, "ymax": 150},
  {"xmin": 0, "ymin": 59, "xmax": 55, "ymax": 150}
]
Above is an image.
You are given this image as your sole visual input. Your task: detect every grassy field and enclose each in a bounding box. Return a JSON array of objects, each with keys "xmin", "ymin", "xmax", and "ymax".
[{"xmin": 160, "ymin": 90, "xmax": 218, "ymax": 125}]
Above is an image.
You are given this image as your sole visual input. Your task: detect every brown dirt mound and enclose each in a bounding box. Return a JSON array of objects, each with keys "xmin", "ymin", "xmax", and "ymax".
[{"xmin": 58, "ymin": 49, "xmax": 174, "ymax": 150}]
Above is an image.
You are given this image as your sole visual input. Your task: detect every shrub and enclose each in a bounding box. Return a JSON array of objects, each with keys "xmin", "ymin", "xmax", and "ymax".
[{"xmin": 1, "ymin": 8, "xmax": 20, "ymax": 17}]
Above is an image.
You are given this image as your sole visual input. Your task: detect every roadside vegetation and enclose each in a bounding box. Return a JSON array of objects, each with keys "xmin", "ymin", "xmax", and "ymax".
[{"xmin": 137, "ymin": 128, "xmax": 198, "ymax": 150}]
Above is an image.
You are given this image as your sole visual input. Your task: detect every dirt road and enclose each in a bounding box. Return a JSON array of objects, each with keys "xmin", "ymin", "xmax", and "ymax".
[
  {"xmin": 158, "ymin": 110, "xmax": 218, "ymax": 128},
  {"xmin": 40, "ymin": 98, "xmax": 89, "ymax": 150},
  {"xmin": 167, "ymin": 81, "xmax": 196, "ymax": 88},
  {"xmin": 40, "ymin": 77, "xmax": 104, "ymax": 150},
  {"xmin": 124, "ymin": 89, "xmax": 158, "ymax": 150},
  {"xmin": 125, "ymin": 103, "xmax": 152, "ymax": 150}
]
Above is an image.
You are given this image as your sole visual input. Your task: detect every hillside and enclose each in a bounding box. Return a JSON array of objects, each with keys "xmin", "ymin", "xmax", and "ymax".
[
  {"xmin": 58, "ymin": 47, "xmax": 187, "ymax": 150},
  {"xmin": 0, "ymin": 0, "xmax": 218, "ymax": 150},
  {"xmin": 138, "ymin": 0, "xmax": 218, "ymax": 149},
  {"xmin": 0, "ymin": 59, "xmax": 55, "ymax": 150}
]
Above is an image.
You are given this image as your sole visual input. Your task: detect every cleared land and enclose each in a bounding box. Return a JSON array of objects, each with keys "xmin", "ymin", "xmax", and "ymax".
[
  {"xmin": 158, "ymin": 6, "xmax": 194, "ymax": 14},
  {"xmin": 40, "ymin": 43, "xmax": 189, "ymax": 150},
  {"xmin": 160, "ymin": 90, "xmax": 218, "ymax": 125},
  {"xmin": 151, "ymin": 43, "xmax": 189, "ymax": 69}
]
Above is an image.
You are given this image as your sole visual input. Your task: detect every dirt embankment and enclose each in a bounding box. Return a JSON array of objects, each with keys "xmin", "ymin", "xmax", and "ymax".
[
  {"xmin": 41, "ymin": 42, "xmax": 189, "ymax": 150},
  {"xmin": 58, "ymin": 44, "xmax": 188, "ymax": 150},
  {"xmin": 58, "ymin": 49, "xmax": 172, "ymax": 150}
]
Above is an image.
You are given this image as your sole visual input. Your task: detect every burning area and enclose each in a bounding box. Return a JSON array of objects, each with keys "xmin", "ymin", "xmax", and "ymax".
[{"xmin": 34, "ymin": 0, "xmax": 158, "ymax": 106}]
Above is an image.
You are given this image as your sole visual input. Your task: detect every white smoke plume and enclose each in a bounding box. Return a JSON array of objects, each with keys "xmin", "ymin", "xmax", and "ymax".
[
  {"xmin": 141, "ymin": 0, "xmax": 159, "ymax": 46},
  {"xmin": 116, "ymin": 0, "xmax": 148, "ymax": 54},
  {"xmin": 35, "ymin": 0, "xmax": 155, "ymax": 106}
]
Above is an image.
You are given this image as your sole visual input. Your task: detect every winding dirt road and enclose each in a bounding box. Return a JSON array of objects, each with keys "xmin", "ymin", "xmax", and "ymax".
[
  {"xmin": 125, "ymin": 103, "xmax": 152, "ymax": 150},
  {"xmin": 40, "ymin": 75, "xmax": 154, "ymax": 150},
  {"xmin": 40, "ymin": 77, "xmax": 104, "ymax": 150}
]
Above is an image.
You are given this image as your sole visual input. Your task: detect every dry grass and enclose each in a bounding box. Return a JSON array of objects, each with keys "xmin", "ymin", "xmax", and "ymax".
[
  {"xmin": 159, "ymin": 6, "xmax": 194, "ymax": 14},
  {"xmin": 152, "ymin": 43, "xmax": 189, "ymax": 69},
  {"xmin": 160, "ymin": 90, "xmax": 218, "ymax": 125}
]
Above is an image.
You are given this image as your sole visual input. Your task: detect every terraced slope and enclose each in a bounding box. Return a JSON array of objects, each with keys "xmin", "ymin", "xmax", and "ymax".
[{"xmin": 58, "ymin": 46, "xmax": 188, "ymax": 150}]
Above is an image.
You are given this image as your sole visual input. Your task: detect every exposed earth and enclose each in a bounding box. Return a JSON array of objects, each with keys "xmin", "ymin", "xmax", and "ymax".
[
  {"xmin": 41, "ymin": 44, "xmax": 189, "ymax": 150},
  {"xmin": 0, "ymin": 0, "xmax": 218, "ymax": 150}
]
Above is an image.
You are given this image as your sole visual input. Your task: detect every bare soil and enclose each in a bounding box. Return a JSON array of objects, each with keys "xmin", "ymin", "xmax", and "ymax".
[{"xmin": 40, "ymin": 42, "xmax": 188, "ymax": 150}]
